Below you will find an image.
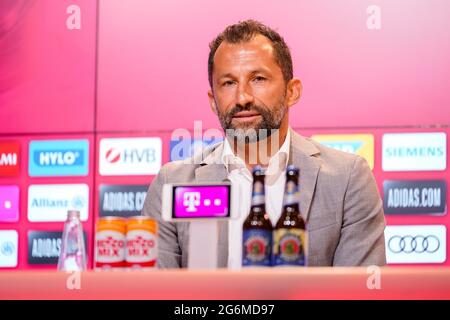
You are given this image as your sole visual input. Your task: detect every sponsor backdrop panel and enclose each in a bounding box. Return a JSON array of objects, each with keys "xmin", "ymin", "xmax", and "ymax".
[
  {"xmin": 0, "ymin": 0, "xmax": 97, "ymax": 134},
  {"xmin": 0, "ymin": 134, "xmax": 95, "ymax": 269},
  {"xmin": 2, "ymin": 128, "xmax": 450, "ymax": 268},
  {"xmin": 3, "ymin": 129, "xmax": 450, "ymax": 268},
  {"xmin": 303, "ymin": 127, "xmax": 450, "ymax": 266},
  {"xmin": 94, "ymin": 132, "xmax": 168, "ymax": 232},
  {"xmin": 377, "ymin": 129, "xmax": 449, "ymax": 267},
  {"xmin": 1, "ymin": 0, "xmax": 450, "ymax": 270}
]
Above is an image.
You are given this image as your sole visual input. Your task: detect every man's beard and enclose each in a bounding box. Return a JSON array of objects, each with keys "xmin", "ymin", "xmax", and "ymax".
[{"xmin": 217, "ymin": 98, "xmax": 287, "ymax": 143}]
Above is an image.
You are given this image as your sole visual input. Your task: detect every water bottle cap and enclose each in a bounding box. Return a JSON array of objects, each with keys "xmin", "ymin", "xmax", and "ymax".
[{"xmin": 67, "ymin": 210, "xmax": 80, "ymax": 219}]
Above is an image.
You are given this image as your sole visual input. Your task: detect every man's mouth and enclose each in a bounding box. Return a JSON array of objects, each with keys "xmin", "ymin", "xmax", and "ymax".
[{"xmin": 232, "ymin": 111, "xmax": 261, "ymax": 121}]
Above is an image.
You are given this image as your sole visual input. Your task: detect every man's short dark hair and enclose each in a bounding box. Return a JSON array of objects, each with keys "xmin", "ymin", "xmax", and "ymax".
[{"xmin": 208, "ymin": 19, "xmax": 293, "ymax": 88}]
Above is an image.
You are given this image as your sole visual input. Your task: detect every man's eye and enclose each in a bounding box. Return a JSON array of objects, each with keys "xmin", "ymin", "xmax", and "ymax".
[
  {"xmin": 222, "ymin": 81, "xmax": 235, "ymax": 87},
  {"xmin": 253, "ymin": 76, "xmax": 266, "ymax": 82}
]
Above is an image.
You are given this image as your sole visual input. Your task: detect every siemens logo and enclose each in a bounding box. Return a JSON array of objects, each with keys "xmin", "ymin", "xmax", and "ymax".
[
  {"xmin": 382, "ymin": 133, "xmax": 447, "ymax": 171},
  {"xmin": 29, "ymin": 140, "xmax": 89, "ymax": 177},
  {"xmin": 384, "ymin": 147, "xmax": 444, "ymax": 158}
]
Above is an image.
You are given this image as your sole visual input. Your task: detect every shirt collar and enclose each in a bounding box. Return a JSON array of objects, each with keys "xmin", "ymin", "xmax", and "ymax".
[{"xmin": 221, "ymin": 128, "xmax": 291, "ymax": 178}]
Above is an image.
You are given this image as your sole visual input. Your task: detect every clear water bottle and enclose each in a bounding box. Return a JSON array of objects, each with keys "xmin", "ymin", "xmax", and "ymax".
[{"xmin": 57, "ymin": 210, "xmax": 87, "ymax": 271}]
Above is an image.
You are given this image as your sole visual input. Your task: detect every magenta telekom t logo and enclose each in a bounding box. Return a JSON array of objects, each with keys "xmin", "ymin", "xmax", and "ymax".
[
  {"xmin": 0, "ymin": 186, "xmax": 19, "ymax": 222},
  {"xmin": 183, "ymin": 192, "xmax": 201, "ymax": 212}
]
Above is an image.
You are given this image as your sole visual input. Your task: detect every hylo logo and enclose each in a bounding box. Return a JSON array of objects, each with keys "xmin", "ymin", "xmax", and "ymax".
[
  {"xmin": 35, "ymin": 150, "xmax": 83, "ymax": 167},
  {"xmin": 29, "ymin": 140, "xmax": 89, "ymax": 177}
]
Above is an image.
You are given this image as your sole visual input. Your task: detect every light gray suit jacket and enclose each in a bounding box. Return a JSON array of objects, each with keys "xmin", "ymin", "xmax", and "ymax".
[{"xmin": 142, "ymin": 130, "xmax": 386, "ymax": 268}]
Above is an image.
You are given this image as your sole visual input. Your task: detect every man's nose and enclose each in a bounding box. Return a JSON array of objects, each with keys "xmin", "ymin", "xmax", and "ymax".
[{"xmin": 236, "ymin": 83, "xmax": 255, "ymax": 107}]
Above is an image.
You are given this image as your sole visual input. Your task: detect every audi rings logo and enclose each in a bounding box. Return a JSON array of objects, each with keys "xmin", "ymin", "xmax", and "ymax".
[
  {"xmin": 384, "ymin": 225, "xmax": 446, "ymax": 264},
  {"xmin": 388, "ymin": 235, "xmax": 440, "ymax": 254}
]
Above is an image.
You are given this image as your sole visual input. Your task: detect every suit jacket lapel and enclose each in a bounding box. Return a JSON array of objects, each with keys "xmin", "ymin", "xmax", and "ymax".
[
  {"xmin": 194, "ymin": 141, "xmax": 227, "ymax": 182},
  {"xmin": 289, "ymin": 130, "xmax": 321, "ymax": 223}
]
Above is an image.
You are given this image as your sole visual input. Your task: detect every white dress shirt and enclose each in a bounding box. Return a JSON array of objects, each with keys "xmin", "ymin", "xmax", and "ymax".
[{"xmin": 222, "ymin": 130, "xmax": 291, "ymax": 269}]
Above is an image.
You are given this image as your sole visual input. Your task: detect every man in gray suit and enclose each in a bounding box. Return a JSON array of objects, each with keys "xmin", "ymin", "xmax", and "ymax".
[{"xmin": 142, "ymin": 19, "xmax": 386, "ymax": 268}]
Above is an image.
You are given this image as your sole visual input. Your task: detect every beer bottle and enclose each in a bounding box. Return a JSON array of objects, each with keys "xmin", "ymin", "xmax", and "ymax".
[
  {"xmin": 242, "ymin": 166, "xmax": 273, "ymax": 267},
  {"xmin": 272, "ymin": 165, "xmax": 307, "ymax": 266}
]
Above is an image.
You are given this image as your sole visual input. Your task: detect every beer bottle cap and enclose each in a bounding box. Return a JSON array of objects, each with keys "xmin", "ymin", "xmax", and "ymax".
[
  {"xmin": 252, "ymin": 165, "xmax": 264, "ymax": 175},
  {"xmin": 286, "ymin": 165, "xmax": 299, "ymax": 174}
]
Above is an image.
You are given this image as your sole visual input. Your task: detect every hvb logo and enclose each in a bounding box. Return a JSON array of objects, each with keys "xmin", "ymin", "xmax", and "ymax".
[
  {"xmin": 105, "ymin": 148, "xmax": 121, "ymax": 163},
  {"xmin": 29, "ymin": 140, "xmax": 89, "ymax": 177},
  {"xmin": 105, "ymin": 148, "xmax": 155, "ymax": 164},
  {"xmin": 0, "ymin": 142, "xmax": 20, "ymax": 177},
  {"xmin": 99, "ymin": 137, "xmax": 162, "ymax": 176}
]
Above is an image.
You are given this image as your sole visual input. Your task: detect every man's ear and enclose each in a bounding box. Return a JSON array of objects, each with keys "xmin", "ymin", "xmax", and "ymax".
[
  {"xmin": 208, "ymin": 89, "xmax": 218, "ymax": 115},
  {"xmin": 285, "ymin": 78, "xmax": 302, "ymax": 108}
]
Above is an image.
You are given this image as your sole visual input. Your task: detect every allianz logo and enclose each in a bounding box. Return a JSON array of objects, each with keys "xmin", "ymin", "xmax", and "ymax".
[
  {"xmin": 385, "ymin": 146, "xmax": 444, "ymax": 158},
  {"xmin": 30, "ymin": 195, "xmax": 86, "ymax": 209},
  {"xmin": 321, "ymin": 141, "xmax": 363, "ymax": 154},
  {"xmin": 33, "ymin": 149, "xmax": 84, "ymax": 167}
]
